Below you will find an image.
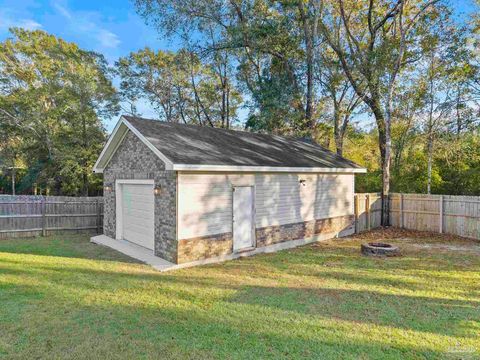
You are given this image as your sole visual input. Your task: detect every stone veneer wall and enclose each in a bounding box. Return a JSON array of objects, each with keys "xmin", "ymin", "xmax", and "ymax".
[
  {"xmin": 103, "ymin": 131, "xmax": 177, "ymax": 263},
  {"xmin": 176, "ymin": 215, "xmax": 354, "ymax": 264},
  {"xmin": 177, "ymin": 233, "xmax": 232, "ymax": 264},
  {"xmin": 255, "ymin": 215, "xmax": 354, "ymax": 248}
]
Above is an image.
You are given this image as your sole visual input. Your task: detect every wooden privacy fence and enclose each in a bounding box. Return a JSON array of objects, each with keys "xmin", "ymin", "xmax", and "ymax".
[
  {"xmin": 354, "ymin": 193, "xmax": 383, "ymax": 233},
  {"xmin": 1, "ymin": 193, "xmax": 479, "ymax": 240},
  {"xmin": 355, "ymin": 193, "xmax": 480, "ymax": 240},
  {"xmin": 389, "ymin": 193, "xmax": 480, "ymax": 240},
  {"xmin": 0, "ymin": 195, "xmax": 103, "ymax": 239}
]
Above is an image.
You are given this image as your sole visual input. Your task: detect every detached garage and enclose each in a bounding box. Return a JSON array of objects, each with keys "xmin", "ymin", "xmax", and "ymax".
[{"xmin": 93, "ymin": 115, "xmax": 366, "ymax": 266}]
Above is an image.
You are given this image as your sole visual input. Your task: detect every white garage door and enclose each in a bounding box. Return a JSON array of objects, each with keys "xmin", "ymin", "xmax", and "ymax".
[{"xmin": 121, "ymin": 183, "xmax": 154, "ymax": 250}]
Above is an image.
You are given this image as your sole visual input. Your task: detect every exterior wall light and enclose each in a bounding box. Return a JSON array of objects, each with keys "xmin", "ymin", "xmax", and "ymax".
[
  {"xmin": 299, "ymin": 179, "xmax": 306, "ymax": 186},
  {"xmin": 104, "ymin": 185, "xmax": 113, "ymax": 192},
  {"xmin": 154, "ymin": 185, "xmax": 162, "ymax": 195}
]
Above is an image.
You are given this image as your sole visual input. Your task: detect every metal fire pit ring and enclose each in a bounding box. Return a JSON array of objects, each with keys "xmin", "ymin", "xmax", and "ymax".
[{"xmin": 361, "ymin": 242, "xmax": 399, "ymax": 256}]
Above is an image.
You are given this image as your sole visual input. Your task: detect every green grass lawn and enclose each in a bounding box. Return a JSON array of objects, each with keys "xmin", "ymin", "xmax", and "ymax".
[{"xmin": 0, "ymin": 230, "xmax": 479, "ymax": 359}]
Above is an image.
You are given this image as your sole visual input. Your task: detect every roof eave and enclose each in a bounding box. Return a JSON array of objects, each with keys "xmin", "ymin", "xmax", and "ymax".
[
  {"xmin": 173, "ymin": 164, "xmax": 367, "ymax": 173},
  {"xmin": 93, "ymin": 115, "xmax": 367, "ymax": 175}
]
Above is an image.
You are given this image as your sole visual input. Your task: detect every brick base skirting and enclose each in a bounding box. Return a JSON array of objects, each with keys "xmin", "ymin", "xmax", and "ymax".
[
  {"xmin": 177, "ymin": 233, "xmax": 233, "ymax": 264},
  {"xmin": 255, "ymin": 215, "xmax": 355, "ymax": 248},
  {"xmin": 177, "ymin": 215, "xmax": 354, "ymax": 264}
]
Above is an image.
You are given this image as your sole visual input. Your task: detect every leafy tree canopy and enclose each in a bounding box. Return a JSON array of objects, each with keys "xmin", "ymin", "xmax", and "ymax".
[{"xmin": 0, "ymin": 28, "xmax": 119, "ymax": 195}]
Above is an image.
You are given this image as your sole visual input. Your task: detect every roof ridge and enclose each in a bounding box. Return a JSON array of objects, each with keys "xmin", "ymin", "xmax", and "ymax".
[
  {"xmin": 121, "ymin": 114, "xmax": 345, "ymax": 159},
  {"xmin": 94, "ymin": 115, "xmax": 365, "ymax": 172},
  {"xmin": 123, "ymin": 114, "xmax": 263, "ymax": 137}
]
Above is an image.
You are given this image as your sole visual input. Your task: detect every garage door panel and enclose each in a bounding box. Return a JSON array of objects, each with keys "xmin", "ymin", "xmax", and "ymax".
[
  {"xmin": 123, "ymin": 207, "xmax": 152, "ymax": 217},
  {"xmin": 124, "ymin": 188, "xmax": 151, "ymax": 196},
  {"xmin": 124, "ymin": 215, "xmax": 154, "ymax": 229},
  {"xmin": 121, "ymin": 183, "xmax": 154, "ymax": 250},
  {"xmin": 125, "ymin": 219, "xmax": 154, "ymax": 232},
  {"xmin": 122, "ymin": 195, "xmax": 154, "ymax": 205},
  {"xmin": 123, "ymin": 192, "xmax": 153, "ymax": 201},
  {"xmin": 124, "ymin": 228, "xmax": 152, "ymax": 243},
  {"xmin": 123, "ymin": 184, "xmax": 152, "ymax": 193}
]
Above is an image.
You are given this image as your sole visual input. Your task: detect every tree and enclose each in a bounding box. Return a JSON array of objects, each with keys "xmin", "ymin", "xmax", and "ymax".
[
  {"xmin": 389, "ymin": 82, "xmax": 422, "ymax": 179},
  {"xmin": 0, "ymin": 133, "xmax": 23, "ymax": 194},
  {"xmin": 117, "ymin": 49, "xmax": 187, "ymax": 123},
  {"xmin": 411, "ymin": 10, "xmax": 478, "ymax": 194},
  {"xmin": 297, "ymin": 0, "xmax": 321, "ymax": 129},
  {"xmin": 315, "ymin": 43, "xmax": 362, "ymax": 156},
  {"xmin": 0, "ymin": 28, "xmax": 119, "ymax": 195},
  {"xmin": 117, "ymin": 48, "xmax": 241, "ymax": 127},
  {"xmin": 317, "ymin": 0, "xmax": 441, "ymax": 224},
  {"xmin": 134, "ymin": 0, "xmax": 324, "ymax": 135},
  {"xmin": 419, "ymin": 18, "xmax": 454, "ymax": 194}
]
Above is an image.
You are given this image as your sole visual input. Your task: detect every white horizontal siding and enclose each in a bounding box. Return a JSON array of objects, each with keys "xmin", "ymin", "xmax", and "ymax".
[
  {"xmin": 177, "ymin": 174, "xmax": 235, "ymax": 239},
  {"xmin": 255, "ymin": 174, "xmax": 353, "ymax": 228},
  {"xmin": 177, "ymin": 172, "xmax": 354, "ymax": 239}
]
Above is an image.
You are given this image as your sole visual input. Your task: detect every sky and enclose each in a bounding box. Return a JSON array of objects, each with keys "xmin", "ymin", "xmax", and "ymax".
[
  {"xmin": 0, "ymin": 0, "xmax": 478, "ymax": 132},
  {"xmin": 0, "ymin": 0, "xmax": 180, "ymax": 130}
]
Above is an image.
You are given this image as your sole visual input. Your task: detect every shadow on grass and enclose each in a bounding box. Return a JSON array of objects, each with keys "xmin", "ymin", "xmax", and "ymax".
[
  {"xmin": 251, "ymin": 242, "xmax": 480, "ymax": 287},
  {"xmin": 1, "ymin": 234, "xmax": 479, "ymax": 358},
  {"xmin": 0, "ymin": 278, "xmax": 459, "ymax": 360},
  {"xmin": 1, "ymin": 254, "xmax": 479, "ymax": 340},
  {"xmin": 0, "ymin": 235, "xmax": 141, "ymax": 264},
  {"xmin": 226, "ymin": 285, "xmax": 480, "ymax": 338}
]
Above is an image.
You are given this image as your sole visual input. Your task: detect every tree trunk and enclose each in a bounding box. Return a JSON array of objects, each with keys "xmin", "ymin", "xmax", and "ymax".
[
  {"xmin": 333, "ymin": 104, "xmax": 343, "ymax": 156},
  {"xmin": 370, "ymin": 98, "xmax": 390, "ymax": 226},
  {"xmin": 334, "ymin": 133, "xmax": 344, "ymax": 156},
  {"xmin": 11, "ymin": 166, "xmax": 16, "ymax": 196},
  {"xmin": 221, "ymin": 76, "xmax": 226, "ymax": 128},
  {"xmin": 383, "ymin": 118, "xmax": 392, "ymax": 227},
  {"xmin": 427, "ymin": 134, "xmax": 433, "ymax": 194},
  {"xmin": 226, "ymin": 81, "xmax": 230, "ymax": 129},
  {"xmin": 298, "ymin": 1, "xmax": 315, "ymax": 131},
  {"xmin": 190, "ymin": 72, "xmax": 214, "ymax": 127},
  {"xmin": 426, "ymin": 56, "xmax": 435, "ymax": 195},
  {"xmin": 456, "ymin": 85, "xmax": 461, "ymax": 137},
  {"xmin": 81, "ymin": 113, "xmax": 89, "ymax": 196},
  {"xmin": 320, "ymin": 135, "xmax": 330, "ymax": 149}
]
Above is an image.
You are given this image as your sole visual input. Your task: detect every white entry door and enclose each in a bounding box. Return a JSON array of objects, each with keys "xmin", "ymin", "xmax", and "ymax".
[
  {"xmin": 233, "ymin": 186, "xmax": 254, "ymax": 251},
  {"xmin": 121, "ymin": 183, "xmax": 154, "ymax": 250}
]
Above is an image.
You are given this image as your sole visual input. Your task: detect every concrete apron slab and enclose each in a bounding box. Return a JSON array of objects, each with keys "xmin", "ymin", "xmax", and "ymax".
[
  {"xmin": 90, "ymin": 235, "xmax": 175, "ymax": 271},
  {"xmin": 91, "ymin": 229, "xmax": 349, "ymax": 272}
]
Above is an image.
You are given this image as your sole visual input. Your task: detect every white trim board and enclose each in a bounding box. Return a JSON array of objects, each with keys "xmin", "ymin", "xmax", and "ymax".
[
  {"xmin": 174, "ymin": 164, "xmax": 366, "ymax": 173},
  {"xmin": 116, "ymin": 179, "xmax": 156, "ymax": 185}
]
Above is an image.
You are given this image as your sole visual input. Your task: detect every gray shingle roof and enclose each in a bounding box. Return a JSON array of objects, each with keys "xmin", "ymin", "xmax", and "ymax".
[{"xmin": 123, "ymin": 115, "xmax": 363, "ymax": 170}]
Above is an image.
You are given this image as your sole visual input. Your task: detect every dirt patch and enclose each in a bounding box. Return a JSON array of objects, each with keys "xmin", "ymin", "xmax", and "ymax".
[
  {"xmin": 349, "ymin": 227, "xmax": 478, "ymax": 245},
  {"xmin": 409, "ymin": 243, "xmax": 480, "ymax": 253}
]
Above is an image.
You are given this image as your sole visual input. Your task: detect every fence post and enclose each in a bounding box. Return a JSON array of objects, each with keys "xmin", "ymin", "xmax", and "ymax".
[
  {"xmin": 354, "ymin": 194, "xmax": 359, "ymax": 234},
  {"xmin": 96, "ymin": 198, "xmax": 101, "ymax": 234},
  {"xmin": 439, "ymin": 195, "xmax": 444, "ymax": 234},
  {"xmin": 400, "ymin": 194, "xmax": 404, "ymax": 229},
  {"xmin": 366, "ymin": 194, "xmax": 371, "ymax": 231},
  {"xmin": 41, "ymin": 196, "xmax": 47, "ymax": 236}
]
